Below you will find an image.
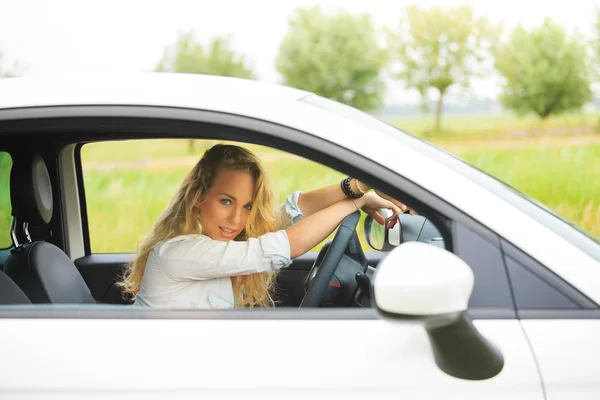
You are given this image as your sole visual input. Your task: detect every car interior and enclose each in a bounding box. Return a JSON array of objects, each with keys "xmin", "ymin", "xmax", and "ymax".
[
  {"xmin": 0, "ymin": 133, "xmax": 450, "ymax": 309},
  {"xmin": 3, "ymin": 153, "xmax": 97, "ymax": 304}
]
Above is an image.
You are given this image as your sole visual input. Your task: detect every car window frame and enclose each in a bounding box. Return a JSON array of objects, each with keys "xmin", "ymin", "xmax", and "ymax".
[
  {"xmin": 69, "ymin": 108, "xmax": 513, "ymax": 315},
  {"xmin": 0, "ymin": 105, "xmax": 581, "ymax": 318}
]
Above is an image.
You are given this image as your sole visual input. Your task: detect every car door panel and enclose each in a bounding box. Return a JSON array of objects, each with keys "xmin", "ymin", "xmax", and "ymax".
[
  {"xmin": 520, "ymin": 318, "xmax": 600, "ymax": 400},
  {"xmin": 75, "ymin": 254, "xmax": 133, "ymax": 304},
  {"xmin": 0, "ymin": 316, "xmax": 543, "ymax": 399}
]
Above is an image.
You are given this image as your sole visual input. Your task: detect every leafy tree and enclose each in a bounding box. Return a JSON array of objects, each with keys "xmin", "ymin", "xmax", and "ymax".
[
  {"xmin": 494, "ymin": 18, "xmax": 592, "ymax": 121},
  {"xmin": 155, "ymin": 31, "xmax": 256, "ymax": 151},
  {"xmin": 276, "ymin": 6, "xmax": 386, "ymax": 111},
  {"xmin": 156, "ymin": 31, "xmax": 255, "ymax": 79},
  {"xmin": 386, "ymin": 5, "xmax": 498, "ymax": 135}
]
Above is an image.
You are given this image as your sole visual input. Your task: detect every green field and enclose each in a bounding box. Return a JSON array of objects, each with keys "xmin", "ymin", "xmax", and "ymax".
[
  {"xmin": 460, "ymin": 144, "xmax": 600, "ymax": 237},
  {"xmin": 81, "ymin": 138, "xmax": 599, "ymax": 253},
  {"xmin": 386, "ymin": 111, "xmax": 597, "ymax": 140},
  {"xmin": 0, "ymin": 112, "xmax": 597, "ymax": 251},
  {"xmin": 81, "ymin": 149, "xmax": 351, "ymax": 253}
]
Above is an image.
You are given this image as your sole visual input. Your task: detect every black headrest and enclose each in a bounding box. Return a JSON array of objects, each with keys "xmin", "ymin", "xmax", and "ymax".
[{"xmin": 10, "ymin": 154, "xmax": 53, "ymax": 225}]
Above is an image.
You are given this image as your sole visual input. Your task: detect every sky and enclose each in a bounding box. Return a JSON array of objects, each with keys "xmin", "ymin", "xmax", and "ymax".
[{"xmin": 1, "ymin": 0, "xmax": 599, "ymax": 105}]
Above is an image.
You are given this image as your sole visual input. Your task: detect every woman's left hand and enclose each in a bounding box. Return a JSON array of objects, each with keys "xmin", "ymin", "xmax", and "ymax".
[{"xmin": 360, "ymin": 192, "xmax": 403, "ymax": 229}]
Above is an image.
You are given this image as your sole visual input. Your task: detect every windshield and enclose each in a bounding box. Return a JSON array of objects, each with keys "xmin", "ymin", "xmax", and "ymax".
[{"xmin": 300, "ymin": 94, "xmax": 600, "ymax": 261}]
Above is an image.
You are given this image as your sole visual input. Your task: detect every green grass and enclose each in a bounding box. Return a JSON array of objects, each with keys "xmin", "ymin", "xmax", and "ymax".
[
  {"xmin": 460, "ymin": 144, "xmax": 600, "ymax": 238},
  {"xmin": 83, "ymin": 139, "xmax": 278, "ymax": 164},
  {"xmin": 81, "ymin": 138, "xmax": 599, "ymax": 254},
  {"xmin": 384, "ymin": 111, "xmax": 597, "ymax": 140},
  {"xmin": 0, "ymin": 153, "xmax": 12, "ymax": 249},
  {"xmin": 83, "ymin": 168, "xmax": 189, "ymax": 252},
  {"xmin": 82, "ymin": 150, "xmax": 364, "ymax": 253}
]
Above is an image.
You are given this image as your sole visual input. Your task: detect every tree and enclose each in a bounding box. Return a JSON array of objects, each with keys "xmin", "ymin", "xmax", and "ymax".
[
  {"xmin": 386, "ymin": 5, "xmax": 498, "ymax": 135},
  {"xmin": 156, "ymin": 31, "xmax": 255, "ymax": 79},
  {"xmin": 155, "ymin": 31, "xmax": 256, "ymax": 152},
  {"xmin": 494, "ymin": 18, "xmax": 592, "ymax": 122},
  {"xmin": 276, "ymin": 6, "xmax": 386, "ymax": 111}
]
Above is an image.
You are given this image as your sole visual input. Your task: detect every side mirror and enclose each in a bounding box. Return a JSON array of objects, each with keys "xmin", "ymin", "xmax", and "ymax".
[
  {"xmin": 373, "ymin": 242, "xmax": 504, "ymax": 381},
  {"xmin": 364, "ymin": 209, "xmax": 397, "ymax": 251},
  {"xmin": 364, "ymin": 211, "xmax": 444, "ymax": 251}
]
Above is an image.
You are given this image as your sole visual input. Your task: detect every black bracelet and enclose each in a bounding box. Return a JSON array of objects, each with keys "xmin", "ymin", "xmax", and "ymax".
[
  {"xmin": 340, "ymin": 176, "xmax": 363, "ymax": 199},
  {"xmin": 340, "ymin": 178, "xmax": 351, "ymax": 197}
]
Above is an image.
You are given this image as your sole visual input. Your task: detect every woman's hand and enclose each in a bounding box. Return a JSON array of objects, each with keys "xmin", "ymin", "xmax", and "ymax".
[
  {"xmin": 374, "ymin": 189, "xmax": 416, "ymax": 216},
  {"xmin": 358, "ymin": 192, "xmax": 403, "ymax": 229},
  {"xmin": 352, "ymin": 179, "xmax": 416, "ymax": 218}
]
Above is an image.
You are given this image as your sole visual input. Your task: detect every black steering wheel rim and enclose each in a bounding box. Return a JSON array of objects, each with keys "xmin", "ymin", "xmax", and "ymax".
[{"xmin": 299, "ymin": 211, "xmax": 362, "ymax": 307}]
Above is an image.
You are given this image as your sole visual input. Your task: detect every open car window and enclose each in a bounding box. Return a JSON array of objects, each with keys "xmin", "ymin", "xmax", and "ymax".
[{"xmin": 80, "ymin": 139, "xmax": 351, "ymax": 254}]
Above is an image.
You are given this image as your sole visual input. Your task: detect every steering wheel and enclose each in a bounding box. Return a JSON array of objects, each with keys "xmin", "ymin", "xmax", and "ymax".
[{"xmin": 299, "ymin": 211, "xmax": 365, "ymax": 307}]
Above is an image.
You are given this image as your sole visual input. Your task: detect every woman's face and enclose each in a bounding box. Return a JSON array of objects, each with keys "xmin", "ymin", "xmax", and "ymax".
[{"xmin": 198, "ymin": 169, "xmax": 255, "ymax": 241}]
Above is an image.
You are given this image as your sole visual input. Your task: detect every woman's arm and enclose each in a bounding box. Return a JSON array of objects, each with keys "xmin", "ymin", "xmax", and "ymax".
[
  {"xmin": 286, "ymin": 198, "xmax": 359, "ymax": 258},
  {"xmin": 286, "ymin": 192, "xmax": 401, "ymax": 258},
  {"xmin": 158, "ymin": 193, "xmax": 401, "ymax": 281},
  {"xmin": 296, "ymin": 178, "xmax": 413, "ymax": 219},
  {"xmin": 297, "ymin": 178, "xmax": 370, "ymax": 217},
  {"xmin": 157, "ymin": 232, "xmax": 293, "ymax": 281}
]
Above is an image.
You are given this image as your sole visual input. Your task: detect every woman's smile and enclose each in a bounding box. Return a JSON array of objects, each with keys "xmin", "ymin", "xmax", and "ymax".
[{"xmin": 218, "ymin": 226, "xmax": 238, "ymax": 239}]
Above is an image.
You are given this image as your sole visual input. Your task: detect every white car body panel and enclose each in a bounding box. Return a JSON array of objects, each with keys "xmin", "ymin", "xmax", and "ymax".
[
  {"xmin": 0, "ymin": 318, "xmax": 543, "ymax": 399},
  {"xmin": 520, "ymin": 320, "xmax": 600, "ymax": 399}
]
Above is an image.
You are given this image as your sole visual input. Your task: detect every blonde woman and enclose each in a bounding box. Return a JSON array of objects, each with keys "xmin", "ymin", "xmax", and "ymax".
[{"xmin": 119, "ymin": 144, "xmax": 403, "ymax": 309}]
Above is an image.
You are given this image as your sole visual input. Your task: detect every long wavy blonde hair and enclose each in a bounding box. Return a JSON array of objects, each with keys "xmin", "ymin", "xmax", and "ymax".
[{"xmin": 118, "ymin": 144, "xmax": 281, "ymax": 307}]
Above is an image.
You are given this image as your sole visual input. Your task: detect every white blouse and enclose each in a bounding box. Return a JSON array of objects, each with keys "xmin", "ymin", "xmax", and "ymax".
[{"xmin": 132, "ymin": 191, "xmax": 304, "ymax": 309}]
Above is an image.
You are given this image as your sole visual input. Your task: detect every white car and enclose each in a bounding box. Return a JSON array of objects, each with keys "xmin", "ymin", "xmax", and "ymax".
[{"xmin": 0, "ymin": 73, "xmax": 598, "ymax": 399}]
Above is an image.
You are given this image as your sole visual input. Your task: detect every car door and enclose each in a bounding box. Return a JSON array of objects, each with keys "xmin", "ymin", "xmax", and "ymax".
[
  {"xmin": 0, "ymin": 221, "xmax": 545, "ymax": 398},
  {"xmin": 500, "ymin": 239, "xmax": 600, "ymax": 400},
  {"xmin": 0, "ymin": 106, "xmax": 545, "ymax": 398},
  {"xmin": 0, "ymin": 308, "xmax": 543, "ymax": 399}
]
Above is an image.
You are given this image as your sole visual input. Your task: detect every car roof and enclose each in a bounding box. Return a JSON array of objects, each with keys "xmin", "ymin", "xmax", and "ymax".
[{"xmin": 0, "ymin": 73, "xmax": 311, "ymax": 111}]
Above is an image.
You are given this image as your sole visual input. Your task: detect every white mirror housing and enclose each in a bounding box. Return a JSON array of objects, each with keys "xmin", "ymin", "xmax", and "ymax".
[{"xmin": 373, "ymin": 241, "xmax": 474, "ymax": 316}]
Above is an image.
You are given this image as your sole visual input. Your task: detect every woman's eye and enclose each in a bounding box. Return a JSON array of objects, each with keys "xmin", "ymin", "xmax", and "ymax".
[
  {"xmin": 220, "ymin": 199, "xmax": 232, "ymax": 205},
  {"xmin": 244, "ymin": 204, "xmax": 253, "ymax": 211}
]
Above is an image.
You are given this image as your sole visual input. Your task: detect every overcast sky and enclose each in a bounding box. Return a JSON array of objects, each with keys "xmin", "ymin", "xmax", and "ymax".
[{"xmin": 1, "ymin": 0, "xmax": 598, "ymax": 104}]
